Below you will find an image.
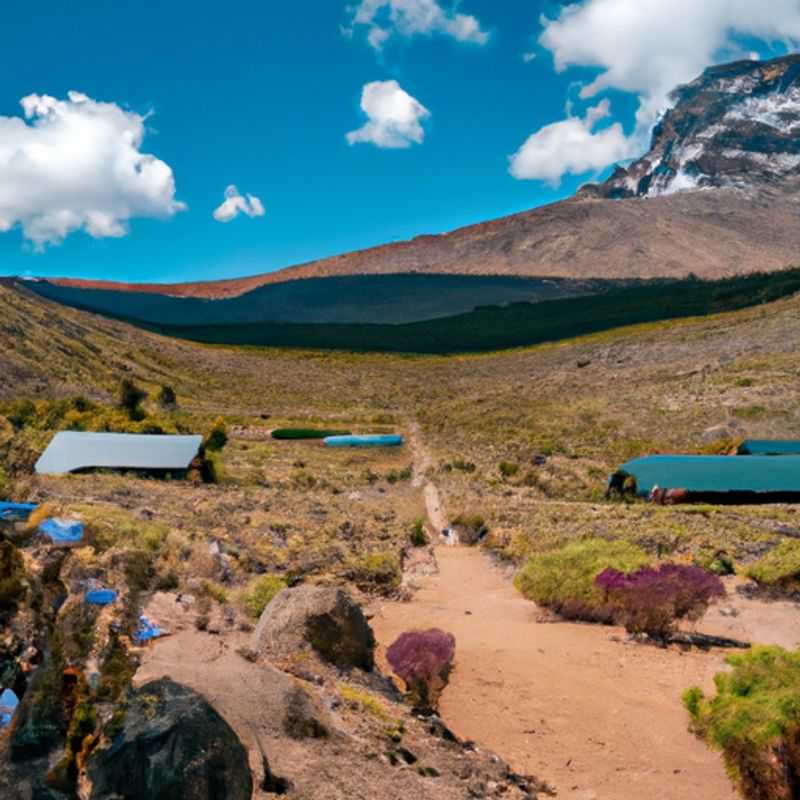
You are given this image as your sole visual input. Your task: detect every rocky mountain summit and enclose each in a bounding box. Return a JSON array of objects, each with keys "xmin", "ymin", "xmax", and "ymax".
[{"xmin": 588, "ymin": 54, "xmax": 800, "ymax": 199}]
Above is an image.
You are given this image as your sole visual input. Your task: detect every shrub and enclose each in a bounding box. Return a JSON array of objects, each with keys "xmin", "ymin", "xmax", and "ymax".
[
  {"xmin": 514, "ymin": 538, "xmax": 649, "ymax": 622},
  {"xmin": 349, "ymin": 551, "xmax": 401, "ymax": 593},
  {"xmin": 157, "ymin": 385, "xmax": 177, "ymax": 408},
  {"xmin": 694, "ymin": 548, "xmax": 736, "ymax": 576},
  {"xmin": 386, "ymin": 629, "xmax": 456, "ymax": 711},
  {"xmin": 596, "ymin": 563, "xmax": 725, "ymax": 640},
  {"xmin": 339, "ymin": 684, "xmax": 390, "ymax": 721},
  {"xmin": 201, "ymin": 581, "xmax": 229, "ymax": 604},
  {"xmin": 746, "ymin": 540, "xmax": 800, "ymax": 595},
  {"xmin": 6, "ymin": 399, "xmax": 36, "ymax": 430},
  {"xmin": 499, "ymin": 461, "xmax": 519, "ymax": 479},
  {"xmin": 200, "ymin": 451, "xmax": 224, "ymax": 484},
  {"xmin": 119, "ymin": 379, "xmax": 147, "ymax": 421},
  {"xmin": 0, "ymin": 465, "xmax": 9, "ymax": 499},
  {"xmin": 684, "ymin": 647, "xmax": 800, "ymax": 800},
  {"xmin": 410, "ymin": 519, "xmax": 428, "ymax": 547},
  {"xmin": 243, "ymin": 575, "xmax": 288, "ymax": 619},
  {"xmin": 205, "ymin": 416, "xmax": 228, "ymax": 451}
]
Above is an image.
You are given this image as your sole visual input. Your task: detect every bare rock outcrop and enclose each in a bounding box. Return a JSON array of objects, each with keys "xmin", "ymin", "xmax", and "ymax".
[{"xmin": 251, "ymin": 585, "xmax": 375, "ymax": 671}]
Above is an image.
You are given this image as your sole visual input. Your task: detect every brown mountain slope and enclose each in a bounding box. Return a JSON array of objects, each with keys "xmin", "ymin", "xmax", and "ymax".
[{"xmin": 49, "ymin": 185, "xmax": 800, "ymax": 299}]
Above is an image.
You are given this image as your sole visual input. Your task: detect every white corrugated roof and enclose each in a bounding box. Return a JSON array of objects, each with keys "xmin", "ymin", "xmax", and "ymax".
[{"xmin": 35, "ymin": 432, "xmax": 203, "ymax": 475}]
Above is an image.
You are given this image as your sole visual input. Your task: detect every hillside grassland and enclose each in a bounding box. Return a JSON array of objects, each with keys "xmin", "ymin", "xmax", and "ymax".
[{"xmin": 3, "ymin": 279, "xmax": 800, "ymax": 575}]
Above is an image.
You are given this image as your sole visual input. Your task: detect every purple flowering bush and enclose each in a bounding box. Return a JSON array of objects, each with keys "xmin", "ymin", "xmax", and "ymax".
[
  {"xmin": 386, "ymin": 628, "xmax": 456, "ymax": 710},
  {"xmin": 596, "ymin": 563, "xmax": 725, "ymax": 640}
]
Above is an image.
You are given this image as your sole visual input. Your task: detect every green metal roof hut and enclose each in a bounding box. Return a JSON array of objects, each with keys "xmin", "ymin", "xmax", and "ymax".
[
  {"xmin": 737, "ymin": 440, "xmax": 800, "ymax": 456},
  {"xmin": 609, "ymin": 455, "xmax": 800, "ymax": 504}
]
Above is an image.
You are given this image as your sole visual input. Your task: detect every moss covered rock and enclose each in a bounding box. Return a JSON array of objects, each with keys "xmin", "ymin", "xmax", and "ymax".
[{"xmin": 87, "ymin": 679, "xmax": 252, "ymax": 800}]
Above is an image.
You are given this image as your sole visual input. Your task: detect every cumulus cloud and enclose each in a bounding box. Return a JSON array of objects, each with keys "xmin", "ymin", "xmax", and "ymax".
[
  {"xmin": 509, "ymin": 99, "xmax": 635, "ymax": 185},
  {"xmin": 346, "ymin": 80, "xmax": 431, "ymax": 148},
  {"xmin": 212, "ymin": 185, "xmax": 265, "ymax": 223},
  {"xmin": 512, "ymin": 0, "xmax": 800, "ymax": 183},
  {"xmin": 0, "ymin": 90, "xmax": 184, "ymax": 248},
  {"xmin": 346, "ymin": 0, "xmax": 489, "ymax": 50}
]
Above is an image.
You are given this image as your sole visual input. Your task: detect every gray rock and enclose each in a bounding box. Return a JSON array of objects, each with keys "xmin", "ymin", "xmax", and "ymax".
[
  {"xmin": 87, "ymin": 679, "xmax": 252, "ymax": 800},
  {"xmin": 252, "ymin": 585, "xmax": 375, "ymax": 671}
]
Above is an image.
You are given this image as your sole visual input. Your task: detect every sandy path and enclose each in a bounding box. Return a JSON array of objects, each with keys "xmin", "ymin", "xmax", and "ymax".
[
  {"xmin": 373, "ymin": 546, "xmax": 739, "ymax": 800},
  {"xmin": 380, "ymin": 424, "xmax": 800, "ymax": 798}
]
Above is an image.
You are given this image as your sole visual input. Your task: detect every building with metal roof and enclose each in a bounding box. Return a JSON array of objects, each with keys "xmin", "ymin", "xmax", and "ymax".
[
  {"xmin": 609, "ymin": 454, "xmax": 800, "ymax": 503},
  {"xmin": 737, "ymin": 439, "xmax": 800, "ymax": 456},
  {"xmin": 35, "ymin": 432, "xmax": 203, "ymax": 475}
]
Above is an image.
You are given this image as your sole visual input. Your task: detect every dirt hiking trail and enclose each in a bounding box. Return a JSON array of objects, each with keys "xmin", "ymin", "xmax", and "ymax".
[{"xmin": 373, "ymin": 425, "xmax": 800, "ymax": 799}]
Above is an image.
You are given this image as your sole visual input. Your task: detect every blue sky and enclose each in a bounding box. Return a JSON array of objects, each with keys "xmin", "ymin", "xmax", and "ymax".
[{"xmin": 0, "ymin": 0, "xmax": 795, "ymax": 283}]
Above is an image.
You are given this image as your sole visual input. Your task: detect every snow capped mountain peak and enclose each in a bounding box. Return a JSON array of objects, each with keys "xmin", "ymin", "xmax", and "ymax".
[{"xmin": 584, "ymin": 54, "xmax": 800, "ymax": 200}]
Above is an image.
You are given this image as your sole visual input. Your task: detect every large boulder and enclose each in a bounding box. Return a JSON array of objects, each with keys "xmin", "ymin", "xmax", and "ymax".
[
  {"xmin": 252, "ymin": 585, "xmax": 375, "ymax": 671},
  {"xmin": 87, "ymin": 679, "xmax": 252, "ymax": 800}
]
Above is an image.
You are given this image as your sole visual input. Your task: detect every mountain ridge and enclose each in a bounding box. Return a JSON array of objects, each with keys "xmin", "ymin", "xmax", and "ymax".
[{"xmin": 36, "ymin": 53, "xmax": 800, "ymax": 300}]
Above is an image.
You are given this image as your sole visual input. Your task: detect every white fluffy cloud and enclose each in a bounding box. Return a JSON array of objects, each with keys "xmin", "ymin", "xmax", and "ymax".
[
  {"xmin": 346, "ymin": 80, "xmax": 431, "ymax": 148},
  {"xmin": 212, "ymin": 185, "xmax": 265, "ymax": 223},
  {"xmin": 512, "ymin": 0, "xmax": 800, "ymax": 183},
  {"xmin": 346, "ymin": 0, "xmax": 489, "ymax": 50},
  {"xmin": 509, "ymin": 100, "xmax": 635, "ymax": 185},
  {"xmin": 0, "ymin": 90, "xmax": 184, "ymax": 247}
]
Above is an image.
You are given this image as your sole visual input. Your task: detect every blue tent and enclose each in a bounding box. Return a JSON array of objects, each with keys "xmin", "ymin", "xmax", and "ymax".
[
  {"xmin": 85, "ymin": 588, "xmax": 118, "ymax": 606},
  {"xmin": 39, "ymin": 518, "xmax": 85, "ymax": 544},
  {"xmin": 612, "ymin": 455, "xmax": 800, "ymax": 498},
  {"xmin": 0, "ymin": 688, "xmax": 19, "ymax": 728},
  {"xmin": 324, "ymin": 434, "xmax": 404, "ymax": 448},
  {"xmin": 0, "ymin": 502, "xmax": 37, "ymax": 522},
  {"xmin": 738, "ymin": 440, "xmax": 800, "ymax": 456},
  {"xmin": 134, "ymin": 615, "xmax": 164, "ymax": 644}
]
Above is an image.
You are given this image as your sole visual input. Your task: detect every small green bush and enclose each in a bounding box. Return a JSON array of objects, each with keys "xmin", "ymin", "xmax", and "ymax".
[
  {"xmin": 694, "ymin": 548, "xmax": 736, "ymax": 576},
  {"xmin": 514, "ymin": 538, "xmax": 649, "ymax": 622},
  {"xmin": 205, "ymin": 416, "xmax": 228, "ymax": 451},
  {"xmin": 243, "ymin": 575, "xmax": 288, "ymax": 619},
  {"xmin": 0, "ymin": 541, "xmax": 27, "ymax": 611},
  {"xmin": 684, "ymin": 647, "xmax": 800, "ymax": 800},
  {"xmin": 271, "ymin": 428, "xmax": 351, "ymax": 440},
  {"xmin": 0, "ymin": 465, "xmax": 9, "ymax": 499},
  {"xmin": 499, "ymin": 461, "xmax": 519, "ymax": 478},
  {"xmin": 201, "ymin": 451, "xmax": 224, "ymax": 484},
  {"xmin": 157, "ymin": 385, "xmax": 177, "ymax": 408},
  {"xmin": 746, "ymin": 540, "xmax": 800, "ymax": 594},
  {"xmin": 410, "ymin": 519, "xmax": 428, "ymax": 547},
  {"xmin": 349, "ymin": 551, "xmax": 401, "ymax": 593},
  {"xmin": 119, "ymin": 379, "xmax": 147, "ymax": 421}
]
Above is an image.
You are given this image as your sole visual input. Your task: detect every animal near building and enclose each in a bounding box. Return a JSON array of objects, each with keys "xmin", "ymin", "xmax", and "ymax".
[
  {"xmin": 35, "ymin": 432, "xmax": 203, "ymax": 476},
  {"xmin": 609, "ymin": 452, "xmax": 800, "ymax": 504}
]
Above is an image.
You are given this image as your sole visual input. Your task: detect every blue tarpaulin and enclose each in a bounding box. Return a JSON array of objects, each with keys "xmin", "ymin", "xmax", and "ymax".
[
  {"xmin": 39, "ymin": 518, "xmax": 85, "ymax": 544},
  {"xmin": 134, "ymin": 615, "xmax": 164, "ymax": 644},
  {"xmin": 324, "ymin": 434, "xmax": 404, "ymax": 448},
  {"xmin": 0, "ymin": 688, "xmax": 19, "ymax": 729},
  {"xmin": 85, "ymin": 588, "xmax": 118, "ymax": 606},
  {"xmin": 0, "ymin": 502, "xmax": 37, "ymax": 522}
]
